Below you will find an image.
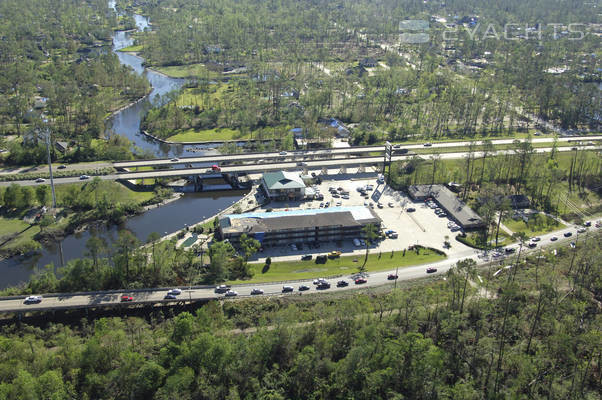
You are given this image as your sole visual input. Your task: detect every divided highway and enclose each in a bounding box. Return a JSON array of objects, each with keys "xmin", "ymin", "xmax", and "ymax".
[{"xmin": 1, "ymin": 220, "xmax": 597, "ymax": 315}]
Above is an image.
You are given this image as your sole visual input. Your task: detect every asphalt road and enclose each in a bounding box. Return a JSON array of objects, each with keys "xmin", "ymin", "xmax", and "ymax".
[
  {"xmin": 2, "ymin": 144, "xmax": 600, "ymax": 187},
  {"xmin": 1, "ymin": 219, "xmax": 598, "ymax": 314},
  {"xmin": 114, "ymin": 135, "xmax": 602, "ymax": 168}
]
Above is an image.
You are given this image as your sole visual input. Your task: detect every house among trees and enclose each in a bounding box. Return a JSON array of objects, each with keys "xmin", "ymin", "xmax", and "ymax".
[
  {"xmin": 359, "ymin": 57, "xmax": 377, "ymax": 68},
  {"xmin": 319, "ymin": 117, "xmax": 350, "ymax": 137},
  {"xmin": 507, "ymin": 194, "xmax": 530, "ymax": 209}
]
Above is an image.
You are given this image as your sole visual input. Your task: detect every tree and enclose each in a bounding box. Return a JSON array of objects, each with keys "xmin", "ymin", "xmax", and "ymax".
[
  {"xmin": 360, "ymin": 224, "xmax": 379, "ymax": 271},
  {"xmin": 38, "ymin": 214, "xmax": 54, "ymax": 234},
  {"xmin": 146, "ymin": 232, "xmax": 161, "ymax": 281},
  {"xmin": 207, "ymin": 240, "xmax": 235, "ymax": 283},
  {"xmin": 35, "ymin": 185, "xmax": 50, "ymax": 207},
  {"xmin": 3, "ymin": 184, "xmax": 22, "ymax": 209},
  {"xmin": 86, "ymin": 236, "xmax": 107, "ymax": 272},
  {"xmin": 239, "ymin": 233, "xmax": 260, "ymax": 262}
]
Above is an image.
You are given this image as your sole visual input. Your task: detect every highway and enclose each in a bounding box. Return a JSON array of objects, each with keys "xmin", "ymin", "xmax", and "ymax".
[
  {"xmin": 2, "ymin": 144, "xmax": 600, "ymax": 187},
  {"xmin": 1, "ymin": 219, "xmax": 597, "ymax": 314},
  {"xmin": 113, "ymin": 136, "xmax": 602, "ymax": 168}
]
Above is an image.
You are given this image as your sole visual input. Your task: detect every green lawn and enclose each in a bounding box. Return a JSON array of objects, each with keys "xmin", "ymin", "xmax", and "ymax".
[
  {"xmin": 503, "ymin": 213, "xmax": 565, "ymax": 237},
  {"xmin": 118, "ymin": 44, "xmax": 143, "ymax": 52},
  {"xmin": 229, "ymin": 247, "xmax": 445, "ymax": 284},
  {"xmin": 457, "ymin": 230, "xmax": 513, "ymax": 250},
  {"xmin": 167, "ymin": 127, "xmax": 243, "ymax": 142},
  {"xmin": 153, "ymin": 63, "xmax": 221, "ymax": 79},
  {"xmin": 54, "ymin": 181, "xmax": 154, "ymax": 206},
  {"xmin": 0, "ymin": 216, "xmax": 40, "ymax": 253}
]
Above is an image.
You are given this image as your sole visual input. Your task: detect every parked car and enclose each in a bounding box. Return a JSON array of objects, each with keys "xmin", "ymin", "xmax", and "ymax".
[
  {"xmin": 250, "ymin": 288, "xmax": 264, "ymax": 295},
  {"xmin": 388, "ymin": 202, "xmax": 394, "ymax": 207},
  {"xmin": 336, "ymin": 280, "xmax": 349, "ymax": 287},
  {"xmin": 35, "ymin": 178, "xmax": 45, "ymax": 183},
  {"xmin": 215, "ymin": 284, "xmax": 231, "ymax": 293},
  {"xmin": 387, "ymin": 274, "xmax": 398, "ymax": 280},
  {"xmin": 120, "ymin": 295, "xmax": 133, "ymax": 302},
  {"xmin": 569, "ymin": 242, "xmax": 576, "ymax": 249},
  {"xmin": 225, "ymin": 290, "xmax": 238, "ymax": 297},
  {"xmin": 282, "ymin": 286, "xmax": 294, "ymax": 293},
  {"xmin": 298, "ymin": 285, "xmax": 310, "ymax": 291},
  {"xmin": 79, "ymin": 175, "xmax": 90, "ymax": 180},
  {"xmin": 353, "ymin": 238, "xmax": 361, "ymax": 247},
  {"xmin": 328, "ymin": 251, "xmax": 341, "ymax": 258},
  {"xmin": 426, "ymin": 267, "xmax": 437, "ymax": 274},
  {"xmin": 24, "ymin": 295, "xmax": 42, "ymax": 304},
  {"xmin": 354, "ymin": 277, "xmax": 367, "ymax": 284},
  {"xmin": 315, "ymin": 254, "xmax": 327, "ymax": 263},
  {"xmin": 167, "ymin": 288, "xmax": 182, "ymax": 296},
  {"xmin": 406, "ymin": 207, "xmax": 416, "ymax": 212},
  {"xmin": 301, "ymin": 254, "xmax": 312, "ymax": 261},
  {"xmin": 377, "ymin": 202, "xmax": 384, "ymax": 208}
]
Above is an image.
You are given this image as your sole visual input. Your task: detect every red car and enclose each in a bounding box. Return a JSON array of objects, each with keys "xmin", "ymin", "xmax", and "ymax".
[
  {"xmin": 211, "ymin": 164, "xmax": 221, "ymax": 172},
  {"xmin": 354, "ymin": 278, "xmax": 367, "ymax": 284},
  {"xmin": 426, "ymin": 267, "xmax": 437, "ymax": 274},
  {"xmin": 120, "ymin": 295, "xmax": 133, "ymax": 302},
  {"xmin": 387, "ymin": 274, "xmax": 398, "ymax": 280}
]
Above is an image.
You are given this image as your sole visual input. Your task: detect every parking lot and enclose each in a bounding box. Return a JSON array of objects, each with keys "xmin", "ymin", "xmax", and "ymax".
[{"xmin": 251, "ymin": 175, "xmax": 475, "ymax": 263}]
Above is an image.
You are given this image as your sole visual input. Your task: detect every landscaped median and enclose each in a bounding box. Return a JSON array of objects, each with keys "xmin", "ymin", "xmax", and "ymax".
[{"xmin": 228, "ymin": 246, "xmax": 445, "ymax": 285}]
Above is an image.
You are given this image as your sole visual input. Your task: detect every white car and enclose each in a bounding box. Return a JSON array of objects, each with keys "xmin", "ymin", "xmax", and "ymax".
[
  {"xmin": 79, "ymin": 175, "xmax": 90, "ymax": 180},
  {"xmin": 35, "ymin": 178, "xmax": 46, "ymax": 183},
  {"xmin": 531, "ymin": 237, "xmax": 541, "ymax": 242},
  {"xmin": 168, "ymin": 288, "xmax": 182, "ymax": 295},
  {"xmin": 224, "ymin": 290, "xmax": 238, "ymax": 297},
  {"xmin": 170, "ymin": 158, "xmax": 179, "ymax": 162},
  {"xmin": 24, "ymin": 296, "xmax": 42, "ymax": 304},
  {"xmin": 279, "ymin": 151, "xmax": 287, "ymax": 156},
  {"xmin": 577, "ymin": 227, "xmax": 586, "ymax": 233},
  {"xmin": 353, "ymin": 238, "xmax": 361, "ymax": 247}
]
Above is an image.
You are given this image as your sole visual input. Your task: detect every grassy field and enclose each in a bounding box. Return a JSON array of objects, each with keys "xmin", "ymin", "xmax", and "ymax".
[
  {"xmin": 54, "ymin": 181, "xmax": 154, "ymax": 206},
  {"xmin": 167, "ymin": 127, "xmax": 243, "ymax": 142},
  {"xmin": 457, "ymin": 230, "xmax": 514, "ymax": 249},
  {"xmin": 0, "ymin": 216, "xmax": 40, "ymax": 253},
  {"xmin": 118, "ymin": 44, "xmax": 143, "ymax": 52},
  {"xmin": 153, "ymin": 63, "xmax": 221, "ymax": 79},
  {"xmin": 503, "ymin": 214, "xmax": 565, "ymax": 237},
  {"xmin": 229, "ymin": 247, "xmax": 445, "ymax": 284}
]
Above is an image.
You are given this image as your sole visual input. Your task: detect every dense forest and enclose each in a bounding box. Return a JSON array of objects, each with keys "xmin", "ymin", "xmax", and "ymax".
[
  {"xmin": 0, "ymin": 0, "xmax": 150, "ymax": 165},
  {"xmin": 134, "ymin": 0, "xmax": 599, "ymax": 142},
  {"xmin": 0, "ymin": 232, "xmax": 599, "ymax": 399}
]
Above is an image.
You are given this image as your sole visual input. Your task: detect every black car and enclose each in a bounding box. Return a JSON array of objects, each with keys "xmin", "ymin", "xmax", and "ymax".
[
  {"xmin": 164, "ymin": 294, "xmax": 177, "ymax": 300},
  {"xmin": 317, "ymin": 282, "xmax": 331, "ymax": 290},
  {"xmin": 528, "ymin": 242, "xmax": 537, "ymax": 248},
  {"xmin": 406, "ymin": 207, "xmax": 416, "ymax": 212},
  {"xmin": 564, "ymin": 232, "xmax": 573, "ymax": 237},
  {"xmin": 387, "ymin": 274, "xmax": 398, "ymax": 280},
  {"xmin": 426, "ymin": 267, "xmax": 437, "ymax": 274},
  {"xmin": 301, "ymin": 254, "xmax": 312, "ymax": 261},
  {"xmin": 315, "ymin": 255, "xmax": 327, "ymax": 263},
  {"xmin": 298, "ymin": 285, "xmax": 310, "ymax": 291},
  {"xmin": 336, "ymin": 280, "xmax": 349, "ymax": 287}
]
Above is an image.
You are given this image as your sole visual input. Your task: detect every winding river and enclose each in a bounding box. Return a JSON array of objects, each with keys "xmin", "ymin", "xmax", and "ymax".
[{"xmin": 0, "ymin": 3, "xmax": 246, "ymax": 289}]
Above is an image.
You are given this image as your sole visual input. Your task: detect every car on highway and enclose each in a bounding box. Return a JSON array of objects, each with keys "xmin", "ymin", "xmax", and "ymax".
[
  {"xmin": 387, "ymin": 274, "xmax": 398, "ymax": 280},
  {"xmin": 167, "ymin": 288, "xmax": 182, "ymax": 296},
  {"xmin": 298, "ymin": 285, "xmax": 310, "ymax": 291},
  {"xmin": 164, "ymin": 294, "xmax": 177, "ymax": 300},
  {"xmin": 170, "ymin": 158, "xmax": 179, "ymax": 162},
  {"xmin": 282, "ymin": 285, "xmax": 294, "ymax": 293},
  {"xmin": 354, "ymin": 277, "xmax": 367, "ymax": 284},
  {"xmin": 577, "ymin": 227, "xmax": 586, "ymax": 233},
  {"xmin": 120, "ymin": 295, "xmax": 133, "ymax": 302},
  {"xmin": 279, "ymin": 151, "xmax": 287, "ymax": 155},
  {"xmin": 214, "ymin": 284, "xmax": 231, "ymax": 293},
  {"xmin": 423, "ymin": 142, "xmax": 432, "ymax": 147},
  {"xmin": 317, "ymin": 281, "xmax": 331, "ymax": 289},
  {"xmin": 550, "ymin": 236, "xmax": 558, "ymax": 241},
  {"xmin": 564, "ymin": 232, "xmax": 573, "ymax": 237},
  {"xmin": 211, "ymin": 164, "xmax": 221, "ymax": 172},
  {"xmin": 35, "ymin": 178, "xmax": 45, "ymax": 183},
  {"xmin": 301, "ymin": 254, "xmax": 312, "ymax": 261},
  {"xmin": 528, "ymin": 242, "xmax": 537, "ymax": 248},
  {"xmin": 24, "ymin": 295, "xmax": 42, "ymax": 304},
  {"xmin": 57, "ymin": 165, "xmax": 67, "ymax": 169},
  {"xmin": 225, "ymin": 290, "xmax": 238, "ymax": 297},
  {"xmin": 336, "ymin": 280, "xmax": 349, "ymax": 287},
  {"xmin": 426, "ymin": 267, "xmax": 437, "ymax": 274},
  {"xmin": 531, "ymin": 237, "xmax": 541, "ymax": 242},
  {"xmin": 583, "ymin": 221, "xmax": 591, "ymax": 227},
  {"xmin": 79, "ymin": 175, "xmax": 90, "ymax": 180},
  {"xmin": 250, "ymin": 288, "xmax": 264, "ymax": 295}
]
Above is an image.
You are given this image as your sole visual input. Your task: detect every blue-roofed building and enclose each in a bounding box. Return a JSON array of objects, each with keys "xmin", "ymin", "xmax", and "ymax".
[
  {"xmin": 217, "ymin": 206, "xmax": 382, "ymax": 246},
  {"xmin": 319, "ymin": 117, "xmax": 350, "ymax": 137}
]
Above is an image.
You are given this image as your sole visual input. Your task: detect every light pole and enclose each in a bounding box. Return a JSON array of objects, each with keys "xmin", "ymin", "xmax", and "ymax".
[{"xmin": 43, "ymin": 123, "xmax": 57, "ymax": 208}]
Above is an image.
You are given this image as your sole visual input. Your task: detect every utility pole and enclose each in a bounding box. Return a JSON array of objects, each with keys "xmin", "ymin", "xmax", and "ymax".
[{"xmin": 44, "ymin": 124, "xmax": 57, "ymax": 208}]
